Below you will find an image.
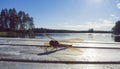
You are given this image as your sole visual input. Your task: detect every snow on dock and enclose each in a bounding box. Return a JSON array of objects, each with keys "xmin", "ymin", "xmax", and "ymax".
[{"xmin": 0, "ymin": 38, "xmax": 120, "ymax": 69}]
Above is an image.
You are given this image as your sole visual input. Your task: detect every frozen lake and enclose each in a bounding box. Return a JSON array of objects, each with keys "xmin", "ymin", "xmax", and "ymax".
[
  {"xmin": 0, "ymin": 33, "xmax": 120, "ymax": 69},
  {"xmin": 0, "ymin": 37, "xmax": 120, "ymax": 69},
  {"xmin": 35, "ymin": 33, "xmax": 114, "ymax": 42}
]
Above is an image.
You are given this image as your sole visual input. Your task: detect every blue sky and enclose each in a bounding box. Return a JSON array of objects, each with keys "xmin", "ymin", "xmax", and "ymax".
[{"xmin": 0, "ymin": 0, "xmax": 120, "ymax": 31}]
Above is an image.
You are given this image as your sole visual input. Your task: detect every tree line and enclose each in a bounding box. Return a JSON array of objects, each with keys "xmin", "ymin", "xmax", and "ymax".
[
  {"xmin": 34, "ymin": 28, "xmax": 112, "ymax": 33},
  {"xmin": 0, "ymin": 8, "xmax": 34, "ymax": 32}
]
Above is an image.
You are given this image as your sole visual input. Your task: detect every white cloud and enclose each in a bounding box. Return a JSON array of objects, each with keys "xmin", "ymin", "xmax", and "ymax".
[
  {"xmin": 110, "ymin": 14, "xmax": 120, "ymax": 19},
  {"xmin": 60, "ymin": 20, "xmax": 114, "ymax": 31},
  {"xmin": 115, "ymin": 16, "xmax": 119, "ymax": 19},
  {"xmin": 111, "ymin": 14, "xmax": 115, "ymax": 17},
  {"xmin": 117, "ymin": 3, "xmax": 120, "ymax": 9}
]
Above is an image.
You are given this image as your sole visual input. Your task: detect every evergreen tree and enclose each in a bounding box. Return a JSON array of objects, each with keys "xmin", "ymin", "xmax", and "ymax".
[
  {"xmin": 113, "ymin": 21, "xmax": 120, "ymax": 35},
  {"xmin": 0, "ymin": 8, "xmax": 34, "ymax": 32}
]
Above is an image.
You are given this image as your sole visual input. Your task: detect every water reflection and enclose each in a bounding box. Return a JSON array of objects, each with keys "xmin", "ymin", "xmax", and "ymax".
[
  {"xmin": 35, "ymin": 33, "xmax": 114, "ymax": 42},
  {"xmin": 88, "ymin": 33, "xmax": 93, "ymax": 40}
]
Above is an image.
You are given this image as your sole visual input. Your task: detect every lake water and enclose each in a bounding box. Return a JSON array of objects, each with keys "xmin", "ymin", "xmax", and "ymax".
[{"xmin": 35, "ymin": 33, "xmax": 114, "ymax": 42}]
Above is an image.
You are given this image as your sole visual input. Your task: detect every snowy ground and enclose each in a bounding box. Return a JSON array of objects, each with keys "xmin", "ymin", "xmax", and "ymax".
[{"xmin": 0, "ymin": 38, "xmax": 120, "ymax": 69}]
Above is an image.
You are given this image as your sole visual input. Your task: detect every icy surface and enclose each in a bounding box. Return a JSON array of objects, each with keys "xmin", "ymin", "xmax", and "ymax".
[{"xmin": 0, "ymin": 38, "xmax": 120, "ymax": 69}]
